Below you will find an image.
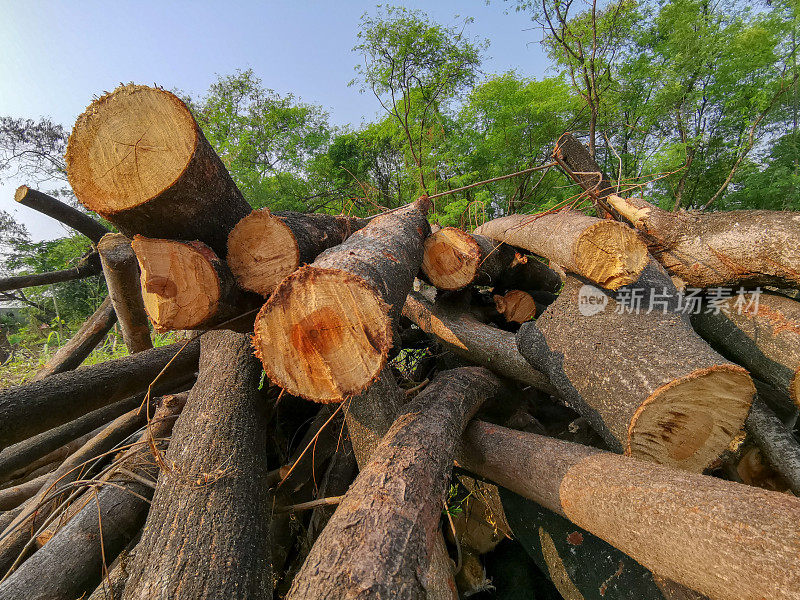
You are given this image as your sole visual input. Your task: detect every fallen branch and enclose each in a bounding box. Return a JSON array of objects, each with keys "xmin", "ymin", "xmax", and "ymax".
[
  {"xmin": 746, "ymin": 398, "xmax": 800, "ymax": 496},
  {"xmin": 32, "ymin": 297, "xmax": 116, "ymax": 381},
  {"xmin": 14, "ymin": 186, "xmax": 109, "ymax": 245},
  {"xmin": 98, "ymin": 233, "xmax": 152, "ymax": 353},
  {"xmin": 0, "ymin": 252, "xmax": 101, "ymax": 293}
]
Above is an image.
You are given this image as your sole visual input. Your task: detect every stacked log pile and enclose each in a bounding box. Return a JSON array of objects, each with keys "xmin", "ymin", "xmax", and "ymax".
[{"xmin": 0, "ymin": 85, "xmax": 798, "ymax": 600}]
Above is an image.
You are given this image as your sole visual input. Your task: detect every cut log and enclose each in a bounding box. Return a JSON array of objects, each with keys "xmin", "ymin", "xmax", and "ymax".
[
  {"xmin": 254, "ymin": 197, "xmax": 431, "ymax": 402},
  {"xmin": 65, "ymin": 84, "xmax": 252, "ymax": 257},
  {"xmin": 500, "ymin": 487, "xmax": 707, "ymax": 600},
  {"xmin": 227, "ymin": 209, "xmax": 370, "ymax": 296},
  {"xmin": 458, "ymin": 420, "xmax": 800, "ymax": 600},
  {"xmin": 421, "ymin": 228, "xmax": 561, "ymax": 293},
  {"xmin": 606, "ymin": 194, "xmax": 800, "ymax": 288},
  {"xmin": 0, "ymin": 338, "xmax": 200, "ymax": 450},
  {"xmin": 691, "ymin": 291, "xmax": 800, "ymax": 408},
  {"xmin": 516, "ymin": 268, "xmax": 755, "ymax": 472},
  {"xmin": 98, "ymin": 233, "xmax": 152, "ymax": 352},
  {"xmin": 745, "ymin": 398, "xmax": 800, "ymax": 495},
  {"xmin": 0, "ymin": 391, "xmax": 189, "ymax": 576},
  {"xmin": 286, "ymin": 367, "xmax": 504, "ymax": 600},
  {"xmin": 86, "ymin": 537, "xmax": 138, "ymax": 600},
  {"xmin": 122, "ymin": 330, "xmax": 272, "ymax": 600},
  {"xmin": 0, "ymin": 393, "xmax": 186, "ymax": 600},
  {"xmin": 493, "ymin": 290, "xmax": 537, "ymax": 323},
  {"xmin": 14, "ymin": 186, "xmax": 110, "ymax": 245},
  {"xmin": 0, "ymin": 394, "xmax": 143, "ymax": 484},
  {"xmin": 0, "ymin": 252, "xmax": 101, "ymax": 292},
  {"xmin": 553, "ymin": 133, "xmax": 615, "ymax": 199},
  {"xmin": 32, "ymin": 297, "xmax": 116, "ymax": 381},
  {"xmin": 474, "ymin": 210, "xmax": 648, "ymax": 290},
  {"xmin": 132, "ymin": 236, "xmax": 260, "ymax": 331},
  {"xmin": 402, "ymin": 291, "xmax": 555, "ymax": 395}
]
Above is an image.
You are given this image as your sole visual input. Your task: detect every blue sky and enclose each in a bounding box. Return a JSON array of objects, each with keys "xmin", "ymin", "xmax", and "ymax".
[{"xmin": 0, "ymin": 0, "xmax": 549, "ymax": 240}]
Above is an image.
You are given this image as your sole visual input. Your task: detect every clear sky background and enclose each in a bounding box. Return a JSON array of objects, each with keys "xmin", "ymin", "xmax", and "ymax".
[{"xmin": 0, "ymin": 0, "xmax": 549, "ymax": 241}]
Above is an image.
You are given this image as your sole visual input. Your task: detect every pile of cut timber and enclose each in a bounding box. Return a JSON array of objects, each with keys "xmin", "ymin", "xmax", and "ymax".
[{"xmin": 0, "ymin": 85, "xmax": 798, "ymax": 600}]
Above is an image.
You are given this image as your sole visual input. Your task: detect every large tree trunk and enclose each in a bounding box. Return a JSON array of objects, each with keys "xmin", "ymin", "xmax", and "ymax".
[
  {"xmin": 691, "ymin": 291, "xmax": 800, "ymax": 408},
  {"xmin": 132, "ymin": 236, "xmax": 260, "ymax": 331},
  {"xmin": 0, "ymin": 394, "xmax": 187, "ymax": 600},
  {"xmin": 458, "ymin": 420, "xmax": 800, "ymax": 600},
  {"xmin": 0, "ymin": 338, "xmax": 200, "ymax": 450},
  {"xmin": 98, "ymin": 233, "xmax": 152, "ymax": 352},
  {"xmin": 122, "ymin": 331, "xmax": 272, "ymax": 600},
  {"xmin": 474, "ymin": 211, "xmax": 648, "ymax": 290},
  {"xmin": 402, "ymin": 291, "xmax": 555, "ymax": 395},
  {"xmin": 0, "ymin": 252, "xmax": 101, "ymax": 292},
  {"xmin": 65, "ymin": 85, "xmax": 252, "ymax": 257},
  {"xmin": 287, "ymin": 367, "xmax": 504, "ymax": 600},
  {"xmin": 227, "ymin": 209, "xmax": 371, "ymax": 296},
  {"xmin": 516, "ymin": 265, "xmax": 754, "ymax": 472},
  {"xmin": 0, "ymin": 394, "xmax": 144, "ymax": 484},
  {"xmin": 14, "ymin": 186, "xmax": 109, "ymax": 245},
  {"xmin": 606, "ymin": 194, "xmax": 800, "ymax": 288},
  {"xmin": 32, "ymin": 297, "xmax": 116, "ymax": 381},
  {"xmin": 421, "ymin": 228, "xmax": 561, "ymax": 293},
  {"xmin": 499, "ymin": 488, "xmax": 707, "ymax": 600},
  {"xmin": 254, "ymin": 198, "xmax": 431, "ymax": 402}
]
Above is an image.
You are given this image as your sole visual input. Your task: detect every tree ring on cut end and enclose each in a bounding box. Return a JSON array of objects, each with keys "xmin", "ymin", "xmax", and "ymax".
[
  {"xmin": 574, "ymin": 221, "xmax": 648, "ymax": 290},
  {"xmin": 254, "ymin": 267, "xmax": 392, "ymax": 403},
  {"xmin": 132, "ymin": 236, "xmax": 221, "ymax": 332},
  {"xmin": 66, "ymin": 85, "xmax": 198, "ymax": 214},
  {"xmin": 421, "ymin": 227, "xmax": 481, "ymax": 290},
  {"xmin": 227, "ymin": 210, "xmax": 301, "ymax": 296},
  {"xmin": 627, "ymin": 364, "xmax": 754, "ymax": 471}
]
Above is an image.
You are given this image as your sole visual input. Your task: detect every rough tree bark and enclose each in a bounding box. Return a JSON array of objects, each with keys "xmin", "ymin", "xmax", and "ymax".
[
  {"xmin": 287, "ymin": 367, "xmax": 504, "ymax": 600},
  {"xmin": 14, "ymin": 186, "xmax": 110, "ymax": 245},
  {"xmin": 402, "ymin": 291, "xmax": 555, "ymax": 395},
  {"xmin": 122, "ymin": 330, "xmax": 272, "ymax": 600},
  {"xmin": 474, "ymin": 210, "xmax": 648, "ymax": 290},
  {"xmin": 0, "ymin": 338, "xmax": 200, "ymax": 449},
  {"xmin": 0, "ymin": 252, "xmax": 101, "ymax": 292},
  {"xmin": 516, "ymin": 266, "xmax": 755, "ymax": 472},
  {"xmin": 553, "ymin": 133, "xmax": 616, "ymax": 199},
  {"xmin": 227, "ymin": 209, "xmax": 371, "ymax": 296},
  {"xmin": 254, "ymin": 198, "xmax": 431, "ymax": 402},
  {"xmin": 98, "ymin": 233, "xmax": 152, "ymax": 352},
  {"xmin": 31, "ymin": 297, "xmax": 116, "ymax": 381},
  {"xmin": 132, "ymin": 236, "xmax": 260, "ymax": 331},
  {"xmin": 458, "ymin": 420, "xmax": 800, "ymax": 600},
  {"xmin": 421, "ymin": 228, "xmax": 561, "ymax": 293},
  {"xmin": 0, "ymin": 394, "xmax": 187, "ymax": 600},
  {"xmin": 65, "ymin": 84, "xmax": 252, "ymax": 257},
  {"xmin": 500, "ymin": 488, "xmax": 708, "ymax": 600},
  {"xmin": 692, "ymin": 291, "xmax": 800, "ymax": 408},
  {"xmin": 606, "ymin": 194, "xmax": 800, "ymax": 289},
  {"xmin": 745, "ymin": 397, "xmax": 800, "ymax": 495}
]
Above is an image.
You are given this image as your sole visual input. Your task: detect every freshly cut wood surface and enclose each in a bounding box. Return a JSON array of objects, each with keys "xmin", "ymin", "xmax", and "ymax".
[
  {"xmin": 517, "ymin": 267, "xmax": 754, "ymax": 472},
  {"xmin": 254, "ymin": 198, "xmax": 430, "ymax": 402},
  {"xmin": 227, "ymin": 209, "xmax": 370, "ymax": 296},
  {"xmin": 66, "ymin": 85, "xmax": 251, "ymax": 256},
  {"xmin": 287, "ymin": 367, "xmax": 504, "ymax": 600},
  {"xmin": 692, "ymin": 291, "xmax": 800, "ymax": 407},
  {"xmin": 475, "ymin": 210, "xmax": 648, "ymax": 290},
  {"xmin": 493, "ymin": 290, "xmax": 537, "ymax": 323},
  {"xmin": 422, "ymin": 227, "xmax": 561, "ymax": 293},
  {"xmin": 98, "ymin": 233, "xmax": 152, "ymax": 352},
  {"xmin": 133, "ymin": 236, "xmax": 258, "ymax": 331},
  {"xmin": 459, "ymin": 420, "xmax": 800, "ymax": 600},
  {"xmin": 402, "ymin": 291, "xmax": 554, "ymax": 394},
  {"xmin": 607, "ymin": 194, "xmax": 800, "ymax": 288}
]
